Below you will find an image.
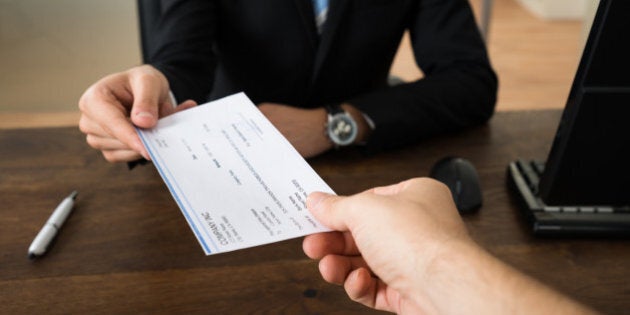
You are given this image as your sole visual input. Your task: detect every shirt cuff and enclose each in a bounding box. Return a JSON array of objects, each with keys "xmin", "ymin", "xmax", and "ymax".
[{"xmin": 169, "ymin": 90, "xmax": 178, "ymax": 108}]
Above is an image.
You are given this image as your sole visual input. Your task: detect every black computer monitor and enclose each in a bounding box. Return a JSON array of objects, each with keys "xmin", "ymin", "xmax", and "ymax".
[
  {"xmin": 539, "ymin": 0, "xmax": 630, "ymax": 206},
  {"xmin": 508, "ymin": 0, "xmax": 630, "ymax": 236}
]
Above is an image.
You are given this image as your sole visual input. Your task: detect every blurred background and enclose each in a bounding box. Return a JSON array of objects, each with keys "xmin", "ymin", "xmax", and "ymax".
[{"xmin": 0, "ymin": 0, "xmax": 599, "ymax": 128}]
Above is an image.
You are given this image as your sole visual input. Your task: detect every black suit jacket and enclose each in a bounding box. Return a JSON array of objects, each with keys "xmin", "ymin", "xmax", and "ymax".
[{"xmin": 148, "ymin": 0, "xmax": 498, "ymax": 153}]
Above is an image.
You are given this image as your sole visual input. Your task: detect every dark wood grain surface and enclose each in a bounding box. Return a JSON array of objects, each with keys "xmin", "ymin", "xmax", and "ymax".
[{"xmin": 1, "ymin": 110, "xmax": 628, "ymax": 314}]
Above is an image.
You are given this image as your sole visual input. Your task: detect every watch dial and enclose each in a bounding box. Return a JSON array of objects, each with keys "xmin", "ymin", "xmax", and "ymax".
[
  {"xmin": 329, "ymin": 114, "xmax": 358, "ymax": 145},
  {"xmin": 334, "ymin": 119, "xmax": 353, "ymax": 141}
]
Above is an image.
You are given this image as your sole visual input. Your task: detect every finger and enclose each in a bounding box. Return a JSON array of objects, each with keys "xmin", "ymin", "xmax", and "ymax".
[
  {"xmin": 94, "ymin": 99, "xmax": 149, "ymax": 160},
  {"xmin": 318, "ymin": 254, "xmax": 370, "ymax": 285},
  {"xmin": 102, "ymin": 149, "xmax": 143, "ymax": 163},
  {"xmin": 82, "ymin": 93, "xmax": 149, "ymax": 158},
  {"xmin": 303, "ymin": 231, "xmax": 359, "ymax": 259},
  {"xmin": 344, "ymin": 268, "xmax": 378, "ymax": 308},
  {"xmin": 178, "ymin": 99, "xmax": 197, "ymax": 109},
  {"xmin": 370, "ymin": 177, "xmax": 453, "ymax": 206},
  {"xmin": 303, "ymin": 232, "xmax": 343, "ymax": 259},
  {"xmin": 80, "ymin": 115, "xmax": 128, "ymax": 145},
  {"xmin": 156, "ymin": 98, "xmax": 198, "ymax": 120},
  {"xmin": 368, "ymin": 178, "xmax": 425, "ymax": 196},
  {"xmin": 306, "ymin": 192, "xmax": 354, "ymax": 231},
  {"xmin": 79, "ymin": 114, "xmax": 109, "ymax": 138},
  {"xmin": 128, "ymin": 69, "xmax": 163, "ymax": 128},
  {"xmin": 86, "ymin": 134, "xmax": 132, "ymax": 151},
  {"xmin": 82, "ymin": 116, "xmax": 144, "ymax": 158},
  {"xmin": 170, "ymin": 99, "xmax": 198, "ymax": 115},
  {"xmin": 368, "ymin": 181, "xmax": 407, "ymax": 196},
  {"xmin": 79, "ymin": 91, "xmax": 131, "ymax": 140}
]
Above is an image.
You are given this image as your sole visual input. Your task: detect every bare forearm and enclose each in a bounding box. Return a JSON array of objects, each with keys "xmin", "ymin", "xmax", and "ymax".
[{"xmin": 412, "ymin": 242, "xmax": 598, "ymax": 315}]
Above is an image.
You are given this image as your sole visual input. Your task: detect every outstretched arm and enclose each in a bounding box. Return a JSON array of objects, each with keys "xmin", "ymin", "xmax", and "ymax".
[{"xmin": 303, "ymin": 178, "xmax": 597, "ymax": 315}]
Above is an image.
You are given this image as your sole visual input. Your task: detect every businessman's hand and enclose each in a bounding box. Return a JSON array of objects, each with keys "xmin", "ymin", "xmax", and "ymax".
[{"xmin": 78, "ymin": 65, "xmax": 196, "ymax": 162}]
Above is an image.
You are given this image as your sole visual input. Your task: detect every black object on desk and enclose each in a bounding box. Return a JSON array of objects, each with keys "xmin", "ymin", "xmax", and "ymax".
[
  {"xmin": 507, "ymin": 0, "xmax": 630, "ymax": 237},
  {"xmin": 430, "ymin": 157, "xmax": 482, "ymax": 214}
]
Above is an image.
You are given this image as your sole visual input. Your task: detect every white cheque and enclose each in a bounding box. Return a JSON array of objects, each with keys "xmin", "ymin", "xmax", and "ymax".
[{"xmin": 137, "ymin": 92, "xmax": 333, "ymax": 255}]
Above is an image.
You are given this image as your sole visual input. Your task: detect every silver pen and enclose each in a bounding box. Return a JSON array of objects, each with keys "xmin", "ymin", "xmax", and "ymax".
[{"xmin": 28, "ymin": 191, "xmax": 78, "ymax": 259}]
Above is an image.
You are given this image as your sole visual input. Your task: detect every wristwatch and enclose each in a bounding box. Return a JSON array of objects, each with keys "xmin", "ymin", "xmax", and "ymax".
[{"xmin": 325, "ymin": 104, "xmax": 358, "ymax": 147}]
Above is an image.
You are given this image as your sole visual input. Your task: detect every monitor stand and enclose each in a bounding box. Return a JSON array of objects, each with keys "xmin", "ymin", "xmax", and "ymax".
[{"xmin": 507, "ymin": 159, "xmax": 630, "ymax": 237}]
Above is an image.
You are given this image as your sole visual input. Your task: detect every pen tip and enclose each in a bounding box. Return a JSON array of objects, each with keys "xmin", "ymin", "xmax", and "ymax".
[
  {"xmin": 28, "ymin": 253, "xmax": 37, "ymax": 260},
  {"xmin": 69, "ymin": 190, "xmax": 78, "ymax": 199}
]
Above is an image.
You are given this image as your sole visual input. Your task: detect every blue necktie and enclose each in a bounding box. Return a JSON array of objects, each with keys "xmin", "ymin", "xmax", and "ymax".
[{"xmin": 313, "ymin": 0, "xmax": 329, "ymax": 34}]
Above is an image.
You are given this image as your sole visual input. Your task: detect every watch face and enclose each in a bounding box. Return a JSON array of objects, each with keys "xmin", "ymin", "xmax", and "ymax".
[{"xmin": 328, "ymin": 113, "xmax": 358, "ymax": 146}]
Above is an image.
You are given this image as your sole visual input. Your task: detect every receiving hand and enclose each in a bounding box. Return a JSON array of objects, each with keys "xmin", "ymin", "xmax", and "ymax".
[
  {"xmin": 303, "ymin": 178, "xmax": 470, "ymax": 314},
  {"xmin": 78, "ymin": 65, "xmax": 196, "ymax": 163},
  {"xmin": 303, "ymin": 178, "xmax": 599, "ymax": 315}
]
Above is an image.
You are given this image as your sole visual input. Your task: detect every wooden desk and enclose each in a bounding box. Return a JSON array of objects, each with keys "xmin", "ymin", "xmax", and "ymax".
[{"xmin": 1, "ymin": 110, "xmax": 628, "ymax": 314}]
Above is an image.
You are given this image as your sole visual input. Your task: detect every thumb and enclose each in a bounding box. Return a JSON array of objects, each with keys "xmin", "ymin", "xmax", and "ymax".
[
  {"xmin": 307, "ymin": 192, "xmax": 351, "ymax": 232},
  {"xmin": 130, "ymin": 95, "xmax": 159, "ymax": 129},
  {"xmin": 128, "ymin": 71, "xmax": 162, "ymax": 129}
]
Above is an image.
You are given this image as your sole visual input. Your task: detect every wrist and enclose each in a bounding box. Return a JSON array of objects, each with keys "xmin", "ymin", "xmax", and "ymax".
[
  {"xmin": 406, "ymin": 240, "xmax": 487, "ymax": 312},
  {"xmin": 340, "ymin": 103, "xmax": 372, "ymax": 144},
  {"xmin": 315, "ymin": 107, "xmax": 335, "ymax": 152}
]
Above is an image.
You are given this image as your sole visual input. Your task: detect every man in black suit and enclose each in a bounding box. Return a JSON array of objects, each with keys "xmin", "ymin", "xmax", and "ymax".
[{"xmin": 79, "ymin": 0, "xmax": 497, "ymax": 162}]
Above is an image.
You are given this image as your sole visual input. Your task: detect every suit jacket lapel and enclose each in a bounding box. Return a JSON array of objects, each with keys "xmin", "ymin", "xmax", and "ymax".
[
  {"xmin": 293, "ymin": 0, "xmax": 319, "ymax": 52},
  {"xmin": 311, "ymin": 0, "xmax": 351, "ymax": 83}
]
